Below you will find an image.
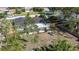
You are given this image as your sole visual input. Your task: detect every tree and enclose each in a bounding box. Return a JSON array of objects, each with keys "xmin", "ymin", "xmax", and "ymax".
[
  {"xmin": 63, "ymin": 18, "xmax": 79, "ymax": 34},
  {"xmin": 51, "ymin": 8, "xmax": 76, "ymax": 20},
  {"xmin": 24, "ymin": 13, "xmax": 38, "ymax": 34}
]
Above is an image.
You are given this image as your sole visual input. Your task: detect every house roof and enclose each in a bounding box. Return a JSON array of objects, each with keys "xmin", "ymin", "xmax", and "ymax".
[
  {"xmin": 33, "ymin": 16, "xmax": 50, "ymax": 28},
  {"xmin": 33, "ymin": 16, "xmax": 47, "ymax": 24}
]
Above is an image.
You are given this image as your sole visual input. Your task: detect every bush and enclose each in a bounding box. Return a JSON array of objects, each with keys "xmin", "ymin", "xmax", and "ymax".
[
  {"xmin": 33, "ymin": 40, "xmax": 75, "ymax": 51},
  {"xmin": 1, "ymin": 32, "xmax": 25, "ymax": 51},
  {"xmin": 51, "ymin": 40, "xmax": 75, "ymax": 51}
]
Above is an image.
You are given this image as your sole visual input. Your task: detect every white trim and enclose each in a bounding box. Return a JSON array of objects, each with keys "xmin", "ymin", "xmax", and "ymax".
[{"xmin": 6, "ymin": 16, "xmax": 25, "ymax": 19}]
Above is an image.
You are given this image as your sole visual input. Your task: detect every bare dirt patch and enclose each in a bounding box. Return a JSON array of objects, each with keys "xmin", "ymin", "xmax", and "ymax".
[{"xmin": 25, "ymin": 31, "xmax": 79, "ymax": 51}]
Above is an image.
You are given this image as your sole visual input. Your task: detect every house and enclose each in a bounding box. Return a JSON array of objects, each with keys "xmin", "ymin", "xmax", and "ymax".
[{"xmin": 6, "ymin": 15, "xmax": 50, "ymax": 34}]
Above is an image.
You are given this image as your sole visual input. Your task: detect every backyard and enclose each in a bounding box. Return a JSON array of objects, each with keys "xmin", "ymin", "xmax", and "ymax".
[{"xmin": 0, "ymin": 7, "xmax": 79, "ymax": 51}]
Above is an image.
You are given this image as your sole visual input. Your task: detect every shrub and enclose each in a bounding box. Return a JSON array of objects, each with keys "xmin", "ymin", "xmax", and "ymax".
[
  {"xmin": 51, "ymin": 40, "xmax": 75, "ymax": 51},
  {"xmin": 1, "ymin": 32, "xmax": 25, "ymax": 51},
  {"xmin": 33, "ymin": 40, "xmax": 75, "ymax": 51}
]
